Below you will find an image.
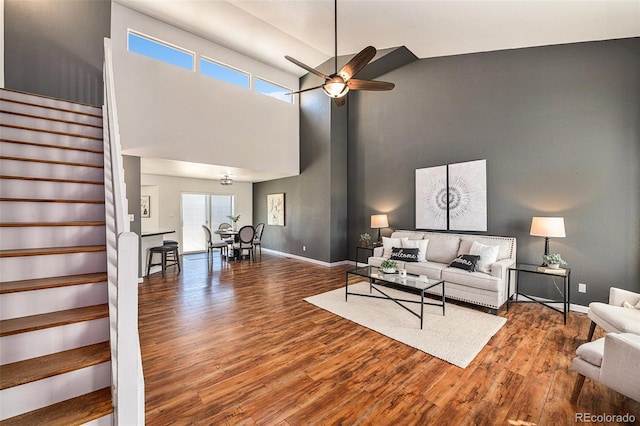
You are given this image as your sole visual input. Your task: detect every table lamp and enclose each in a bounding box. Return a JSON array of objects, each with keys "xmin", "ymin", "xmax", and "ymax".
[
  {"xmin": 371, "ymin": 214, "xmax": 389, "ymax": 244},
  {"xmin": 530, "ymin": 217, "xmax": 565, "ymax": 256}
]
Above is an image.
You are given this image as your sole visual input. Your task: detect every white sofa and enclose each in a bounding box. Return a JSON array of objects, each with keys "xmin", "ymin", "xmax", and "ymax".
[{"xmin": 368, "ymin": 230, "xmax": 517, "ymax": 312}]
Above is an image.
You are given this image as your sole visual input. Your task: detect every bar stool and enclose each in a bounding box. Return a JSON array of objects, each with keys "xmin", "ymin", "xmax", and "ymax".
[
  {"xmin": 163, "ymin": 240, "xmax": 179, "ymax": 265},
  {"xmin": 147, "ymin": 244, "xmax": 180, "ymax": 277}
]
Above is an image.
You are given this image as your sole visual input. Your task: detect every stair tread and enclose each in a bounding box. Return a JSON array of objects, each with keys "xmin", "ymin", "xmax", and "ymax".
[
  {"xmin": 0, "ymin": 124, "xmax": 102, "ymax": 141},
  {"xmin": 0, "ymin": 89, "xmax": 102, "ymax": 113},
  {"xmin": 0, "ymin": 197, "xmax": 105, "ymax": 204},
  {"xmin": 0, "ymin": 155, "xmax": 103, "ymax": 168},
  {"xmin": 0, "ymin": 341, "xmax": 110, "ymax": 389},
  {"xmin": 0, "ymin": 387, "xmax": 112, "ymax": 426},
  {"xmin": 0, "ymin": 304, "xmax": 109, "ymax": 337},
  {"xmin": 1, "ymin": 138, "xmax": 103, "ymax": 154},
  {"xmin": 0, "ymin": 175, "xmax": 103, "ymax": 185},
  {"xmin": 0, "ymin": 245, "xmax": 107, "ymax": 258},
  {"xmin": 0, "ymin": 221, "xmax": 106, "ymax": 228},
  {"xmin": 0, "ymin": 110, "xmax": 103, "ymax": 129},
  {"xmin": 0, "ymin": 272, "xmax": 108, "ymax": 294}
]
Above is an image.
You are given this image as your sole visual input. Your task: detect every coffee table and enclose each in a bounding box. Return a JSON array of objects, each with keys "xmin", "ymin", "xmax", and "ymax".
[{"xmin": 345, "ymin": 265, "xmax": 445, "ymax": 329}]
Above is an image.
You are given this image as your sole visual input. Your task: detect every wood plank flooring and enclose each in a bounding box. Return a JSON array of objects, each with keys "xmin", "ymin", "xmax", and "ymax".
[{"xmin": 139, "ymin": 253, "xmax": 639, "ymax": 425}]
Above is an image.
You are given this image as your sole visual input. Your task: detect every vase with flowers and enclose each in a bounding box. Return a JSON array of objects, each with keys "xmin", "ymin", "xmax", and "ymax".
[{"xmin": 227, "ymin": 214, "xmax": 241, "ymax": 231}]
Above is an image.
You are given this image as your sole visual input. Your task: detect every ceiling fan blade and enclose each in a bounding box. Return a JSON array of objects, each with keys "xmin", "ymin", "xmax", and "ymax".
[
  {"xmin": 285, "ymin": 55, "xmax": 329, "ymax": 80},
  {"xmin": 338, "ymin": 46, "xmax": 376, "ymax": 81},
  {"xmin": 334, "ymin": 96, "xmax": 346, "ymax": 107},
  {"xmin": 347, "ymin": 79, "xmax": 395, "ymax": 91},
  {"xmin": 285, "ymin": 85, "xmax": 324, "ymax": 95}
]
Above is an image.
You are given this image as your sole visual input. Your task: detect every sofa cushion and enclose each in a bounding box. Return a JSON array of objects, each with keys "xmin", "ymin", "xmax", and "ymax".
[
  {"xmin": 589, "ymin": 303, "xmax": 640, "ymax": 335},
  {"xmin": 402, "ymin": 239, "xmax": 429, "ymax": 262},
  {"xmin": 449, "ymin": 255, "xmax": 480, "ymax": 272},
  {"xmin": 382, "ymin": 236, "xmax": 408, "ymax": 258},
  {"xmin": 404, "ymin": 261, "xmax": 447, "ymax": 280},
  {"xmin": 469, "ymin": 241, "xmax": 500, "ymax": 274},
  {"xmin": 391, "ymin": 247, "xmax": 420, "ymax": 262},
  {"xmin": 442, "ymin": 267, "xmax": 502, "ymax": 292},
  {"xmin": 425, "ymin": 234, "xmax": 461, "ymax": 264}
]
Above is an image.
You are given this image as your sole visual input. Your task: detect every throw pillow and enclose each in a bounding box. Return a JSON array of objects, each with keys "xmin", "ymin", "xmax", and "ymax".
[
  {"xmin": 449, "ymin": 255, "xmax": 480, "ymax": 272},
  {"xmin": 401, "ymin": 239, "xmax": 429, "ymax": 262},
  {"xmin": 469, "ymin": 241, "xmax": 500, "ymax": 274},
  {"xmin": 382, "ymin": 236, "xmax": 408, "ymax": 258},
  {"xmin": 390, "ymin": 247, "xmax": 420, "ymax": 262},
  {"xmin": 622, "ymin": 300, "xmax": 640, "ymax": 310}
]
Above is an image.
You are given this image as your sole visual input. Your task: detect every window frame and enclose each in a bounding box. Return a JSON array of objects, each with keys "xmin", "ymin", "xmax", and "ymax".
[
  {"xmin": 254, "ymin": 76, "xmax": 293, "ymax": 104},
  {"xmin": 200, "ymin": 56, "xmax": 251, "ymax": 90},
  {"xmin": 127, "ymin": 29, "xmax": 195, "ymax": 71}
]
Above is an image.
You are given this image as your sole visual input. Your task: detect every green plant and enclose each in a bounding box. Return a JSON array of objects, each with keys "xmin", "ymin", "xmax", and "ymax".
[
  {"xmin": 542, "ymin": 253, "xmax": 567, "ymax": 266},
  {"xmin": 227, "ymin": 214, "xmax": 241, "ymax": 223},
  {"xmin": 359, "ymin": 233, "xmax": 371, "ymax": 242},
  {"xmin": 380, "ymin": 259, "xmax": 398, "ymax": 270}
]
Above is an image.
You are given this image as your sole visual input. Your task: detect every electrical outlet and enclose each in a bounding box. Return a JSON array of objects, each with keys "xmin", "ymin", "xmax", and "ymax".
[
  {"xmin": 303, "ymin": 245, "xmax": 306, "ymax": 251},
  {"xmin": 578, "ymin": 283, "xmax": 587, "ymax": 293},
  {"xmin": 128, "ymin": 214, "xmax": 134, "ymax": 222}
]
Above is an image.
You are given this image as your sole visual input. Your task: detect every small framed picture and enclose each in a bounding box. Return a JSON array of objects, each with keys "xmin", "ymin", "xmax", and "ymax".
[
  {"xmin": 141, "ymin": 195, "xmax": 150, "ymax": 218},
  {"xmin": 267, "ymin": 193, "xmax": 285, "ymax": 226}
]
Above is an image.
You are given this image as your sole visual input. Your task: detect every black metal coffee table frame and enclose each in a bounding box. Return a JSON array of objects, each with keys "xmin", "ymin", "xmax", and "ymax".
[{"xmin": 345, "ymin": 265, "xmax": 445, "ymax": 329}]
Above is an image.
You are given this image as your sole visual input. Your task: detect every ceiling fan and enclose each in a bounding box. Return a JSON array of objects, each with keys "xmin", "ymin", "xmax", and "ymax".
[{"xmin": 285, "ymin": 0, "xmax": 395, "ymax": 107}]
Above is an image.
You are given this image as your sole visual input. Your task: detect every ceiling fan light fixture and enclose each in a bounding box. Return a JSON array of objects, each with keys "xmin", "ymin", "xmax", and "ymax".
[
  {"xmin": 220, "ymin": 174, "xmax": 233, "ymax": 186},
  {"xmin": 322, "ymin": 80, "xmax": 349, "ymax": 98}
]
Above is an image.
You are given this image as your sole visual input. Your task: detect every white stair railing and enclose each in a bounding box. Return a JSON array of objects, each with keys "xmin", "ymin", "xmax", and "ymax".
[{"xmin": 103, "ymin": 37, "xmax": 145, "ymax": 425}]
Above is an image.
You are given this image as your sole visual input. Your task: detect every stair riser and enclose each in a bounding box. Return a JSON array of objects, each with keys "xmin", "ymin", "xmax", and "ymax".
[
  {"xmin": 0, "ymin": 180, "xmax": 106, "ymax": 201},
  {"xmin": 0, "ymin": 223, "xmax": 106, "ymax": 250},
  {"xmin": 0, "ymin": 99, "xmax": 103, "ymax": 127},
  {"xmin": 0, "ymin": 317, "xmax": 109, "ymax": 363},
  {"xmin": 1, "ymin": 113, "xmax": 103, "ymax": 139},
  {"xmin": 0, "ymin": 361, "xmax": 111, "ymax": 420},
  {"xmin": 1, "ymin": 126, "xmax": 103, "ymax": 151},
  {"xmin": 0, "ymin": 158, "xmax": 105, "ymax": 181},
  {"xmin": 0, "ymin": 251, "xmax": 107, "ymax": 282},
  {"xmin": 0, "ymin": 90, "xmax": 102, "ymax": 116},
  {"xmin": 1, "ymin": 141, "xmax": 103, "ymax": 165},
  {"xmin": 0, "ymin": 201, "xmax": 106, "ymax": 223},
  {"xmin": 0, "ymin": 279, "xmax": 107, "ymax": 319}
]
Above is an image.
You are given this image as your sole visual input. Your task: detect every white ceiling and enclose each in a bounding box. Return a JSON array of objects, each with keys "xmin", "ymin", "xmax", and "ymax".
[{"xmin": 116, "ymin": 0, "xmax": 640, "ymax": 182}]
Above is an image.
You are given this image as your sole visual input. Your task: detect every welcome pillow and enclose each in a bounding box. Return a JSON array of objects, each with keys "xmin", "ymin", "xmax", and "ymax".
[
  {"xmin": 391, "ymin": 247, "xmax": 420, "ymax": 262},
  {"xmin": 469, "ymin": 241, "xmax": 500, "ymax": 274}
]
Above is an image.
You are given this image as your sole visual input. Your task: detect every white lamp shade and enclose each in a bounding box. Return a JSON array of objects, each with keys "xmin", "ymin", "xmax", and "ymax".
[
  {"xmin": 371, "ymin": 214, "xmax": 389, "ymax": 229},
  {"xmin": 530, "ymin": 217, "xmax": 566, "ymax": 238}
]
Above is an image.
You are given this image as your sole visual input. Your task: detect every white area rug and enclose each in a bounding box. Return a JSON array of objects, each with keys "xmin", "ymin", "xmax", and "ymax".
[{"xmin": 304, "ymin": 281, "xmax": 506, "ymax": 368}]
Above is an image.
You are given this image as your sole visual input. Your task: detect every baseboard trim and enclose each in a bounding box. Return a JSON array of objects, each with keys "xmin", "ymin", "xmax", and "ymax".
[{"xmin": 261, "ymin": 248, "xmax": 351, "ymax": 267}]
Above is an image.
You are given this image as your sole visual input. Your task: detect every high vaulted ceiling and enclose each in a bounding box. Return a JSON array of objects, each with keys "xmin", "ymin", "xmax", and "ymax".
[
  {"xmin": 117, "ymin": 0, "xmax": 639, "ymax": 77},
  {"xmin": 115, "ymin": 0, "xmax": 640, "ymax": 182}
]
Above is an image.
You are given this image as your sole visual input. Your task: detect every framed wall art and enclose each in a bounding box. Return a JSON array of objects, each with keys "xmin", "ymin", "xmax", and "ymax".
[
  {"xmin": 415, "ymin": 159, "xmax": 487, "ymax": 232},
  {"xmin": 267, "ymin": 193, "xmax": 285, "ymax": 226},
  {"xmin": 141, "ymin": 195, "xmax": 150, "ymax": 218}
]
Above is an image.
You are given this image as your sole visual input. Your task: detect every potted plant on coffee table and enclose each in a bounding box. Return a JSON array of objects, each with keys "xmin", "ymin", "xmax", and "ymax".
[{"xmin": 380, "ymin": 259, "xmax": 398, "ymax": 274}]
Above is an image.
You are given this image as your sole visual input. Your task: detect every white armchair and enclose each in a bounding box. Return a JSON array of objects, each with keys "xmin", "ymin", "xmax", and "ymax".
[
  {"xmin": 587, "ymin": 287, "xmax": 640, "ymax": 341},
  {"xmin": 570, "ymin": 333, "xmax": 640, "ymax": 404}
]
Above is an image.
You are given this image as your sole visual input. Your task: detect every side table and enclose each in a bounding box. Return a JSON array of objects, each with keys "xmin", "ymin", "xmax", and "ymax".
[
  {"xmin": 355, "ymin": 243, "xmax": 380, "ymax": 266},
  {"xmin": 507, "ymin": 263, "xmax": 571, "ymax": 324}
]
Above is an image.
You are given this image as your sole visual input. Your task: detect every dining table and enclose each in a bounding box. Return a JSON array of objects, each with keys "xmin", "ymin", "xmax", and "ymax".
[{"xmin": 213, "ymin": 229, "xmax": 240, "ymax": 259}]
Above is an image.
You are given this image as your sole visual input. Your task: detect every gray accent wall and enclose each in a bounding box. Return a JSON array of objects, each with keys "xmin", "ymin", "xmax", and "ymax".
[
  {"xmin": 4, "ymin": 0, "xmax": 110, "ymax": 105},
  {"xmin": 348, "ymin": 38, "xmax": 640, "ymax": 305}
]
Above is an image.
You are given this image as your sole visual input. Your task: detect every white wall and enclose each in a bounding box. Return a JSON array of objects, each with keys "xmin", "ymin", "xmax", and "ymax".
[
  {"xmin": 111, "ymin": 3, "xmax": 299, "ymax": 177},
  {"xmin": 140, "ymin": 174, "xmax": 252, "ymax": 250}
]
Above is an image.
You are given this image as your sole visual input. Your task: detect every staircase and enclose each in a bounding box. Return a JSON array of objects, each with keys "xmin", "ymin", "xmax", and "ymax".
[{"xmin": 0, "ymin": 89, "xmax": 113, "ymax": 424}]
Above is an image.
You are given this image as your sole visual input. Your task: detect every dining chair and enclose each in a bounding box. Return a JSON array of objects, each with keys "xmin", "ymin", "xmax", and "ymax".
[
  {"xmin": 233, "ymin": 225, "xmax": 255, "ymax": 261},
  {"xmin": 203, "ymin": 224, "xmax": 229, "ymax": 258},
  {"xmin": 253, "ymin": 222, "xmax": 265, "ymax": 258},
  {"xmin": 218, "ymin": 222, "xmax": 235, "ymax": 244}
]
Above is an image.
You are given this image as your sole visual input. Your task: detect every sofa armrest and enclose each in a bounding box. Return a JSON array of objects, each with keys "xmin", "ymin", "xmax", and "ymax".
[
  {"xmin": 600, "ymin": 333, "xmax": 640, "ymax": 401},
  {"xmin": 373, "ymin": 246, "xmax": 384, "ymax": 257},
  {"xmin": 491, "ymin": 258, "xmax": 515, "ymax": 279},
  {"xmin": 609, "ymin": 288, "xmax": 640, "ymax": 307}
]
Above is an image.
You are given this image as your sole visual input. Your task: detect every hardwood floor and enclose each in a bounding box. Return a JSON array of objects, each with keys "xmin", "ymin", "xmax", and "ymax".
[{"xmin": 139, "ymin": 252, "xmax": 639, "ymax": 425}]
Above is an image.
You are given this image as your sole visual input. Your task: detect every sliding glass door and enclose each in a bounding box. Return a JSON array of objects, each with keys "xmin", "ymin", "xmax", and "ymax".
[{"xmin": 181, "ymin": 193, "xmax": 235, "ymax": 253}]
